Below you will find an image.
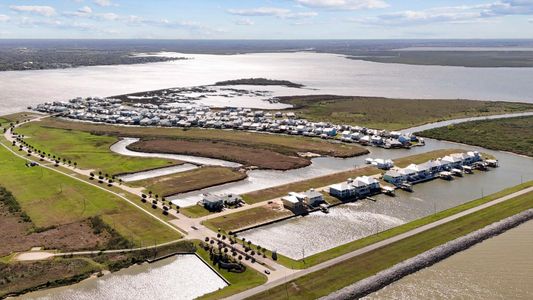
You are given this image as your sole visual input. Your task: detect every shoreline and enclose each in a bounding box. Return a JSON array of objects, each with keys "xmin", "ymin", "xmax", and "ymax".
[{"xmin": 321, "ymin": 209, "xmax": 533, "ymax": 300}]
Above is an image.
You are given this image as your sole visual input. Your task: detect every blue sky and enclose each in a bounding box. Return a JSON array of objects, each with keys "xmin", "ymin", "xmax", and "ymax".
[{"xmin": 0, "ymin": 0, "xmax": 532, "ymax": 39}]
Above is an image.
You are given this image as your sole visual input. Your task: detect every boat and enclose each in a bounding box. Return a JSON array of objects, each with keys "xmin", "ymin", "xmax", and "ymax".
[
  {"xmin": 439, "ymin": 171, "xmax": 453, "ymax": 180},
  {"xmin": 473, "ymin": 162, "xmax": 489, "ymax": 171},
  {"xmin": 381, "ymin": 186, "xmax": 396, "ymax": 196},
  {"xmin": 486, "ymin": 159, "xmax": 499, "ymax": 168},
  {"xmin": 451, "ymin": 168, "xmax": 463, "ymax": 177},
  {"xmin": 398, "ymin": 182, "xmax": 413, "ymax": 192},
  {"xmin": 462, "ymin": 165, "xmax": 473, "ymax": 174}
]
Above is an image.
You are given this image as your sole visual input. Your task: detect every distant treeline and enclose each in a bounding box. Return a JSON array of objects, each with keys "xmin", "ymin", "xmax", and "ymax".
[
  {"xmin": 215, "ymin": 78, "xmax": 304, "ymax": 88},
  {"xmin": 0, "ymin": 49, "xmax": 186, "ymax": 71}
]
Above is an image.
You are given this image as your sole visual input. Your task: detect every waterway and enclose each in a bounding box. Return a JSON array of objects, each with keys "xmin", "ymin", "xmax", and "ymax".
[
  {"xmin": 110, "ymin": 138, "xmax": 241, "ymax": 168},
  {"xmin": 19, "ymin": 255, "xmax": 227, "ymax": 300},
  {"xmin": 364, "ymin": 220, "xmax": 533, "ymax": 300},
  {"xmin": 2, "ymin": 52, "xmax": 533, "ymax": 115},
  {"xmin": 118, "ymin": 163, "xmax": 198, "ymax": 182},
  {"xmin": 238, "ymin": 137, "xmax": 532, "ymax": 259}
]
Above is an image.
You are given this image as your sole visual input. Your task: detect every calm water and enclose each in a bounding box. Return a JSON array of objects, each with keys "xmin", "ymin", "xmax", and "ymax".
[
  {"xmin": 364, "ymin": 220, "xmax": 533, "ymax": 300},
  {"xmin": 2, "ymin": 52, "xmax": 533, "ymax": 115},
  {"xmin": 19, "ymin": 255, "xmax": 227, "ymax": 300},
  {"xmin": 239, "ymin": 138, "xmax": 533, "ymax": 259},
  {"xmin": 110, "ymin": 138, "xmax": 241, "ymax": 168}
]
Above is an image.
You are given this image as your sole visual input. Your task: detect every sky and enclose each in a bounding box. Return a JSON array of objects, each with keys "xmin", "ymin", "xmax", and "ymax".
[{"xmin": 0, "ymin": 0, "xmax": 532, "ymax": 39}]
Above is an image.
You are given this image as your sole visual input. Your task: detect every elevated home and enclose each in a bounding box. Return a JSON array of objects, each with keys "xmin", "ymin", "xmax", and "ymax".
[
  {"xmin": 201, "ymin": 193, "xmax": 243, "ymax": 211},
  {"xmin": 384, "ymin": 152, "xmax": 484, "ymax": 186},
  {"xmin": 201, "ymin": 193, "xmax": 224, "ymax": 211},
  {"xmin": 303, "ymin": 189, "xmax": 325, "ymax": 207},
  {"xmin": 282, "ymin": 192, "xmax": 306, "ymax": 212},
  {"xmin": 329, "ymin": 176, "xmax": 380, "ymax": 199},
  {"xmin": 282, "ymin": 190, "xmax": 324, "ymax": 211}
]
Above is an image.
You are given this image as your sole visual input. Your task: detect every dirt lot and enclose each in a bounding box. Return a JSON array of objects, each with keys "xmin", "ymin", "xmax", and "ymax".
[
  {"xmin": 0, "ymin": 203, "xmax": 113, "ymax": 257},
  {"xmin": 129, "ymin": 139, "xmax": 312, "ymax": 170}
]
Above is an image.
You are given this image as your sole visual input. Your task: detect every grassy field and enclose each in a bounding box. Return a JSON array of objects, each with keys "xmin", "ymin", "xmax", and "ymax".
[
  {"xmin": 196, "ymin": 243, "xmax": 267, "ymax": 300},
  {"xmin": 203, "ymin": 205, "xmax": 293, "ymax": 232},
  {"xmin": 251, "ymin": 185, "xmax": 533, "ymax": 299},
  {"xmin": 130, "ymin": 166, "xmax": 246, "ymax": 197},
  {"xmin": 419, "ymin": 116, "xmax": 533, "ymax": 157},
  {"xmin": 354, "ymin": 50, "xmax": 533, "ymax": 68},
  {"xmin": 0, "ymin": 141, "xmax": 180, "ymax": 245},
  {"xmin": 30, "ymin": 118, "xmax": 368, "ymax": 158},
  {"xmin": 0, "ymin": 258, "xmax": 100, "ymax": 298},
  {"xmin": 129, "ymin": 139, "xmax": 311, "ymax": 170},
  {"xmin": 1, "ymin": 241, "xmax": 196, "ymax": 298},
  {"xmin": 242, "ymin": 149, "xmax": 464, "ymax": 204},
  {"xmin": 16, "ymin": 121, "xmax": 181, "ymax": 175},
  {"xmin": 280, "ymin": 96, "xmax": 533, "ymax": 130}
]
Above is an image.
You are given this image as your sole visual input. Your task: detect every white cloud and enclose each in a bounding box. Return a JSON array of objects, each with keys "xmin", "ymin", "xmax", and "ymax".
[
  {"xmin": 235, "ymin": 18, "xmax": 254, "ymax": 26},
  {"xmin": 79, "ymin": 6, "xmax": 93, "ymax": 14},
  {"xmin": 295, "ymin": 0, "xmax": 388, "ymax": 10},
  {"xmin": 359, "ymin": 1, "xmax": 533, "ymax": 26},
  {"xmin": 10, "ymin": 5, "xmax": 56, "ymax": 17},
  {"xmin": 96, "ymin": 13, "xmax": 119, "ymax": 21},
  {"xmin": 227, "ymin": 7, "xmax": 317, "ymax": 19},
  {"xmin": 227, "ymin": 7, "xmax": 291, "ymax": 17},
  {"xmin": 93, "ymin": 0, "xmax": 116, "ymax": 7},
  {"xmin": 0, "ymin": 14, "xmax": 10, "ymax": 22}
]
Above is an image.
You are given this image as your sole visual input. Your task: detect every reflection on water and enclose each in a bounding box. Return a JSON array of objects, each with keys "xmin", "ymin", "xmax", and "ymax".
[
  {"xmin": 110, "ymin": 138, "xmax": 242, "ymax": 168},
  {"xmin": 119, "ymin": 163, "xmax": 198, "ymax": 182},
  {"xmin": 242, "ymin": 203, "xmax": 404, "ymax": 259},
  {"xmin": 3, "ymin": 52, "xmax": 533, "ymax": 115},
  {"xmin": 20, "ymin": 255, "xmax": 227, "ymax": 300},
  {"xmin": 364, "ymin": 220, "xmax": 533, "ymax": 300},
  {"xmin": 239, "ymin": 138, "xmax": 533, "ymax": 259}
]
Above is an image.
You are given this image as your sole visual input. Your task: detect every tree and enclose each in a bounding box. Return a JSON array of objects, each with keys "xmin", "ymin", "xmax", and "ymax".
[{"xmin": 74, "ymin": 162, "xmax": 77, "ymax": 168}]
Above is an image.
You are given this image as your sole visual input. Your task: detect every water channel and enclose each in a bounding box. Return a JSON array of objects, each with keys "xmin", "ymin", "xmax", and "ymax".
[
  {"xmin": 19, "ymin": 255, "xmax": 227, "ymax": 300},
  {"xmin": 363, "ymin": 220, "xmax": 533, "ymax": 300}
]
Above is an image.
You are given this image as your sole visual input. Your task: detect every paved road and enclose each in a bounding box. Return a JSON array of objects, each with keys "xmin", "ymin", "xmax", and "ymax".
[
  {"xmin": 2, "ymin": 123, "xmax": 186, "ymax": 236},
  {"xmin": 225, "ymin": 185, "xmax": 533, "ymax": 300},
  {"xmin": 3, "ymin": 116, "xmax": 292, "ymax": 280}
]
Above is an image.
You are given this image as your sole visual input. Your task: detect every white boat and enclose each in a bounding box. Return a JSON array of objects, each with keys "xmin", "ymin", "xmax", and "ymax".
[
  {"xmin": 439, "ymin": 171, "xmax": 454, "ymax": 180},
  {"xmin": 451, "ymin": 168, "xmax": 463, "ymax": 177}
]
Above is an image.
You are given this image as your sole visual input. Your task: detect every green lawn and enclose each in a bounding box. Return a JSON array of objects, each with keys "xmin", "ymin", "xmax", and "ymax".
[
  {"xmin": 181, "ymin": 205, "xmax": 213, "ymax": 218},
  {"xmin": 0, "ymin": 141, "xmax": 180, "ymax": 245},
  {"xmin": 251, "ymin": 186, "xmax": 533, "ymax": 300},
  {"xmin": 203, "ymin": 206, "xmax": 293, "ymax": 232},
  {"xmin": 28, "ymin": 118, "xmax": 368, "ymax": 158},
  {"xmin": 16, "ymin": 122, "xmax": 181, "ymax": 175},
  {"xmin": 195, "ymin": 242, "xmax": 267, "ymax": 300},
  {"xmin": 281, "ymin": 96, "xmax": 533, "ymax": 130},
  {"xmin": 419, "ymin": 115, "xmax": 533, "ymax": 157}
]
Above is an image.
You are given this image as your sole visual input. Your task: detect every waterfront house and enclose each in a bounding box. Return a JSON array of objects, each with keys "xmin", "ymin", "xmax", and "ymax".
[
  {"xmin": 302, "ymin": 189, "xmax": 324, "ymax": 207},
  {"xmin": 201, "ymin": 193, "xmax": 225, "ymax": 211},
  {"xmin": 329, "ymin": 176, "xmax": 380, "ymax": 199},
  {"xmin": 281, "ymin": 192, "xmax": 306, "ymax": 212}
]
